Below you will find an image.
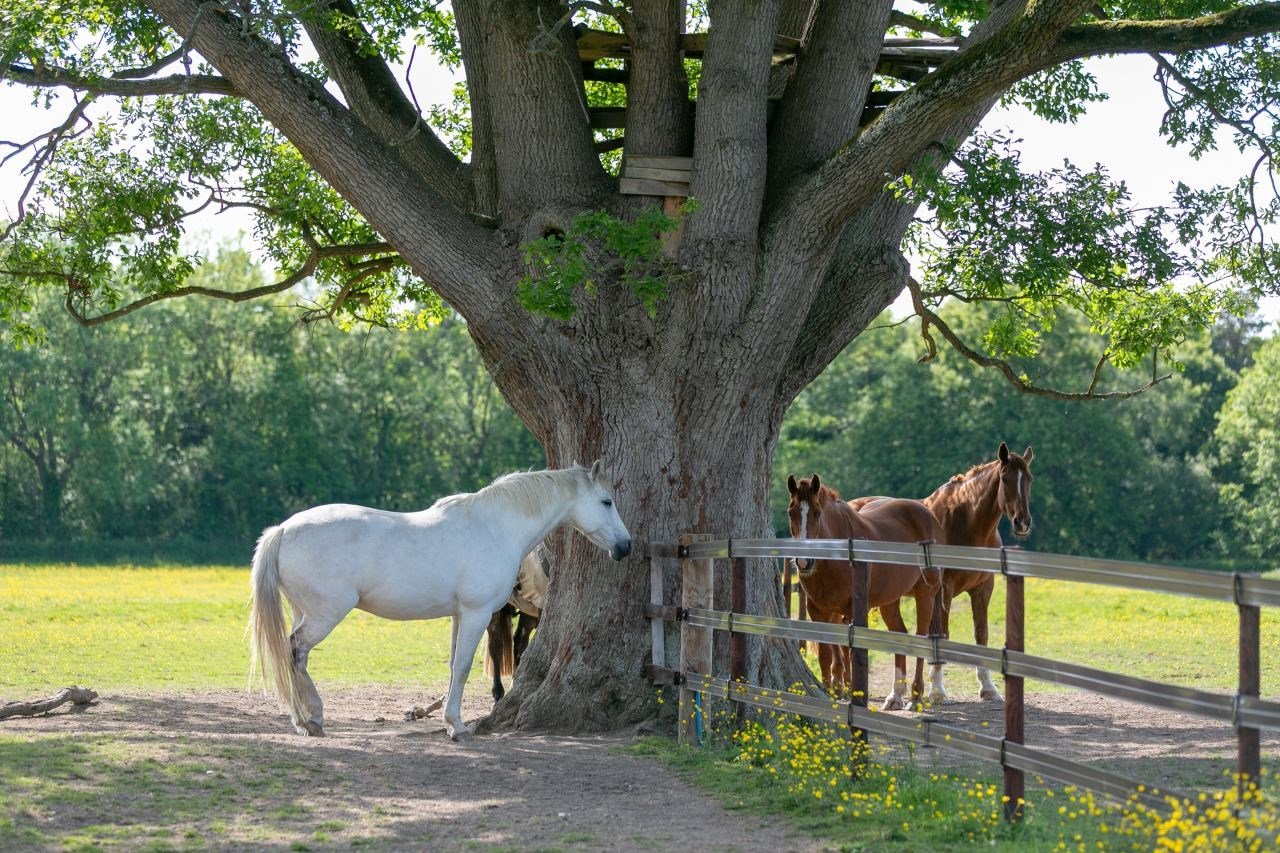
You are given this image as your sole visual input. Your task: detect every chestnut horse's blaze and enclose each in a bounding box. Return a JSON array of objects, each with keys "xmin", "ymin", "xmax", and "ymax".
[{"xmin": 786, "ymin": 474, "xmax": 942, "ymax": 710}]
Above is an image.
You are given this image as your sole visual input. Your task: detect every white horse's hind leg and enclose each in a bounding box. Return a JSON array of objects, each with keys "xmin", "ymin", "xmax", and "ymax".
[
  {"xmin": 289, "ymin": 610, "xmax": 347, "ymax": 736},
  {"xmin": 444, "ymin": 609, "xmax": 490, "ymax": 741}
]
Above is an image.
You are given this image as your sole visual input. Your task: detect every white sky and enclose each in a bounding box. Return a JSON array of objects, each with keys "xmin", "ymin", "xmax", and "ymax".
[{"xmin": 1, "ymin": 49, "xmax": 1276, "ymax": 323}]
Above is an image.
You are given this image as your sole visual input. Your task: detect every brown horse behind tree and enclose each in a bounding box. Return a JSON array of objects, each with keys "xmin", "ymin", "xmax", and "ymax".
[
  {"xmin": 867, "ymin": 443, "xmax": 1034, "ymax": 705},
  {"xmin": 786, "ymin": 474, "xmax": 943, "ymax": 710}
]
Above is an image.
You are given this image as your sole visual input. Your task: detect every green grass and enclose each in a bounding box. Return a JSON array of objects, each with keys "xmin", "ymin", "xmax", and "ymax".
[
  {"xmin": 628, "ymin": 731, "xmax": 1280, "ymax": 852},
  {"xmin": 0, "ymin": 733, "xmax": 361, "ymax": 851},
  {"xmin": 5, "ymin": 562, "xmax": 1279, "ymax": 696},
  {"xmin": 0, "ymin": 564, "xmax": 461, "ymax": 693}
]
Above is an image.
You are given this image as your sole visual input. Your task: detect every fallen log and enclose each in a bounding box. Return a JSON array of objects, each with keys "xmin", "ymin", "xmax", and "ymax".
[{"xmin": 0, "ymin": 686, "xmax": 98, "ymax": 720}]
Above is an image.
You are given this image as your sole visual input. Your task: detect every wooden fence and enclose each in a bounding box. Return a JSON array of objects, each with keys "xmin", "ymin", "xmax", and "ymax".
[{"xmin": 643, "ymin": 536, "xmax": 1280, "ymax": 819}]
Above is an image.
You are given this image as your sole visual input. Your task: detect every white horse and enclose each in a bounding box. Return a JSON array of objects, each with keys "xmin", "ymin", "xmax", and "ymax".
[{"xmin": 248, "ymin": 461, "xmax": 631, "ymax": 740}]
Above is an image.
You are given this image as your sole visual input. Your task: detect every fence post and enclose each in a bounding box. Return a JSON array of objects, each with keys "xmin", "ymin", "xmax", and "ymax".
[
  {"xmin": 849, "ymin": 541, "xmax": 869, "ymax": 777},
  {"xmin": 679, "ymin": 533, "xmax": 713, "ymax": 747},
  {"xmin": 649, "ymin": 551, "xmax": 665, "ymax": 674},
  {"xmin": 782, "ymin": 557, "xmax": 793, "ymax": 619},
  {"xmin": 730, "ymin": 555, "xmax": 747, "ymax": 723},
  {"xmin": 1238, "ymin": 575, "xmax": 1261, "ymax": 800},
  {"xmin": 1003, "ymin": 564, "xmax": 1026, "ymax": 822}
]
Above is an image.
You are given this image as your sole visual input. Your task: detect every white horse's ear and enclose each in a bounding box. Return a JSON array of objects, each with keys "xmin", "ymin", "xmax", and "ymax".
[{"xmin": 590, "ymin": 459, "xmax": 604, "ymax": 482}]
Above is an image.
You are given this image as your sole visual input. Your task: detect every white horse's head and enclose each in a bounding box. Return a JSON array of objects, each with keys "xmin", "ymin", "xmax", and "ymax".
[{"xmin": 570, "ymin": 460, "xmax": 632, "ymax": 561}]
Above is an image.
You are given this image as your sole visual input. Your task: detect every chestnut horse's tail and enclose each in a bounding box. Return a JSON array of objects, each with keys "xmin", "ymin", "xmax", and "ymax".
[
  {"xmin": 248, "ymin": 526, "xmax": 306, "ymax": 723},
  {"xmin": 484, "ymin": 607, "xmax": 516, "ymax": 677}
]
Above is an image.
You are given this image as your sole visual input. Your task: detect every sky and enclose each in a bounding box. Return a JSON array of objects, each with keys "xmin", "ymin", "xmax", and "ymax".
[{"xmin": 1, "ymin": 43, "xmax": 1276, "ymax": 324}]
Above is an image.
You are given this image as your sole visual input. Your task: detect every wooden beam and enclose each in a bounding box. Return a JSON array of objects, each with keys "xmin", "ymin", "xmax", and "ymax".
[
  {"xmin": 589, "ymin": 106, "xmax": 627, "ymax": 129},
  {"xmin": 625, "ymin": 165, "xmax": 693, "ymax": 182},
  {"xmin": 627, "ymin": 155, "xmax": 693, "ymax": 171},
  {"xmin": 619, "ymin": 177, "xmax": 690, "ymax": 196}
]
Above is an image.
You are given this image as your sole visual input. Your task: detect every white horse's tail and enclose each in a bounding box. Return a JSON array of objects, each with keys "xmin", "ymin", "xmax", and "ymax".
[{"xmin": 248, "ymin": 526, "xmax": 305, "ymax": 723}]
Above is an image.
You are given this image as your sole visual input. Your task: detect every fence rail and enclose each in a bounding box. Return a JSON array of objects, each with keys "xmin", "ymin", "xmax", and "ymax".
[{"xmin": 645, "ymin": 536, "xmax": 1275, "ymax": 819}]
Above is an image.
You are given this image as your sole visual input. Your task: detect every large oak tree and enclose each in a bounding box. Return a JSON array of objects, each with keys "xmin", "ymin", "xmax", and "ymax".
[{"xmin": 2, "ymin": 0, "xmax": 1279, "ymax": 729}]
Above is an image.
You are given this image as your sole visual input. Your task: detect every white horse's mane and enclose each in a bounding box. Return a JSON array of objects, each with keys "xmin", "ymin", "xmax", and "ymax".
[{"xmin": 438, "ymin": 466, "xmax": 590, "ymax": 516}]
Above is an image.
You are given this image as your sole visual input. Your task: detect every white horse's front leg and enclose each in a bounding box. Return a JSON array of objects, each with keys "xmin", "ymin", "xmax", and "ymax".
[{"xmin": 444, "ymin": 610, "xmax": 490, "ymax": 741}]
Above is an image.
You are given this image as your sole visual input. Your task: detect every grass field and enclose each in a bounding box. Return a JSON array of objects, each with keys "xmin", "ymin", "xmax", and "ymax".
[
  {"xmin": 0, "ymin": 564, "xmax": 460, "ymax": 694},
  {"xmin": 4, "ymin": 562, "xmax": 1278, "ymax": 697}
]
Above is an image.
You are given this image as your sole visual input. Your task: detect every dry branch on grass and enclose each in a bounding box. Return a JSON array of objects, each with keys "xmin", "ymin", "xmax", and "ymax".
[{"xmin": 0, "ymin": 686, "xmax": 98, "ymax": 720}]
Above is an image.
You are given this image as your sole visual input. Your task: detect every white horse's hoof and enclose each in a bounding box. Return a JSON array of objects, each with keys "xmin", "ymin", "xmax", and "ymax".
[
  {"xmin": 979, "ymin": 689, "xmax": 1004, "ymax": 703},
  {"xmin": 449, "ymin": 728, "xmax": 473, "ymax": 742},
  {"xmin": 880, "ymin": 695, "xmax": 908, "ymax": 712},
  {"xmin": 295, "ymin": 720, "xmax": 325, "ymax": 737}
]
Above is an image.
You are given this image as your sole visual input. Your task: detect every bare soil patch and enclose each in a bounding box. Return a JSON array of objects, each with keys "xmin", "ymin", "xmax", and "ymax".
[
  {"xmin": 3, "ymin": 676, "xmax": 1276, "ymax": 850},
  {"xmin": 1, "ymin": 685, "xmax": 819, "ymax": 851}
]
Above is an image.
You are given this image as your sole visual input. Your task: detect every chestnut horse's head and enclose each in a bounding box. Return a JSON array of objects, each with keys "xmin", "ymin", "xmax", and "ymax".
[
  {"xmin": 996, "ymin": 443, "xmax": 1035, "ymax": 538},
  {"xmin": 786, "ymin": 474, "xmax": 833, "ymax": 576}
]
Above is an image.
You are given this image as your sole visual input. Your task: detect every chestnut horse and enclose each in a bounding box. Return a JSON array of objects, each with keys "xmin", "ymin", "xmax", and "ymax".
[
  {"xmin": 868, "ymin": 443, "xmax": 1034, "ymax": 705},
  {"xmin": 786, "ymin": 475, "xmax": 943, "ymax": 710}
]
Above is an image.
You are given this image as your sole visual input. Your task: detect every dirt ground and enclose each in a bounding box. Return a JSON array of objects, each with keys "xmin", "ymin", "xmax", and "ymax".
[{"xmin": 3, "ymin": 670, "xmax": 1276, "ymax": 851}]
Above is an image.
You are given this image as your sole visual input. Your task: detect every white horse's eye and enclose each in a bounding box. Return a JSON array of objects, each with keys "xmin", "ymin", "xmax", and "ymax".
[{"xmin": 602, "ymin": 498, "xmax": 613, "ymax": 507}]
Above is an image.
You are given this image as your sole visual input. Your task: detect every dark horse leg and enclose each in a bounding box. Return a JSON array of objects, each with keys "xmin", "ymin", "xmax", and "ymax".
[
  {"xmin": 486, "ymin": 604, "xmax": 516, "ymax": 701},
  {"xmin": 513, "ymin": 611, "xmax": 539, "ymax": 667}
]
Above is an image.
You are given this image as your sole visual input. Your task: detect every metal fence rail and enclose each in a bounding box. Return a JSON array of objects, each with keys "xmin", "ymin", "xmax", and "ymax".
[
  {"xmin": 650, "ymin": 538, "xmax": 1280, "ymax": 606},
  {"xmin": 647, "ymin": 535, "xmax": 1274, "ymax": 820}
]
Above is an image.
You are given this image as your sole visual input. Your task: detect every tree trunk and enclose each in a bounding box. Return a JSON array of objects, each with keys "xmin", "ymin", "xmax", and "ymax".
[{"xmin": 485, "ymin": 362, "xmax": 807, "ymax": 731}]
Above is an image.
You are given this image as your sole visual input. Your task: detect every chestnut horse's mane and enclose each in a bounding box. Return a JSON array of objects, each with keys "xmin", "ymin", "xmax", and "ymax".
[{"xmin": 947, "ymin": 459, "xmax": 998, "ymax": 485}]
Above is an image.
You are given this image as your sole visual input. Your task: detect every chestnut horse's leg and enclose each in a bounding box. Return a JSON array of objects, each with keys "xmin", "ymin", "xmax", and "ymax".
[
  {"xmin": 928, "ymin": 579, "xmax": 956, "ymax": 705},
  {"xmin": 877, "ymin": 602, "xmax": 912, "ymax": 711},
  {"xmin": 969, "ymin": 575, "xmax": 1003, "ymax": 702},
  {"xmin": 808, "ymin": 603, "xmax": 840, "ymax": 694},
  {"xmin": 910, "ymin": 582, "xmax": 941, "ymax": 707}
]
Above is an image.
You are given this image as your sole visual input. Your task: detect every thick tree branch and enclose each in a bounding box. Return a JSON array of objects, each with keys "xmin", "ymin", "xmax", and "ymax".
[
  {"xmin": 300, "ymin": 0, "xmax": 472, "ymax": 213},
  {"xmin": 0, "ymin": 687, "xmax": 97, "ymax": 721},
  {"xmin": 453, "ymin": 0, "xmax": 499, "ymax": 219},
  {"xmin": 889, "ymin": 10, "xmax": 961, "ymax": 38},
  {"xmin": 682, "ymin": 0, "xmax": 781, "ymax": 265},
  {"xmin": 37, "ymin": 241, "xmax": 397, "ymax": 326},
  {"xmin": 776, "ymin": 0, "xmax": 1093, "ymax": 250},
  {"xmin": 907, "ymin": 278, "xmax": 1173, "ymax": 401},
  {"xmin": 142, "ymin": 0, "xmax": 501, "ymax": 317},
  {"xmin": 766, "ymin": 0, "xmax": 893, "ymax": 203},
  {"xmin": 623, "ymin": 0, "xmax": 693, "ymax": 161},
  {"xmin": 468, "ymin": 0, "xmax": 610, "ymax": 221},
  {"xmin": 3, "ymin": 63, "xmax": 239, "ymax": 97},
  {"xmin": 1045, "ymin": 3, "xmax": 1280, "ymax": 66}
]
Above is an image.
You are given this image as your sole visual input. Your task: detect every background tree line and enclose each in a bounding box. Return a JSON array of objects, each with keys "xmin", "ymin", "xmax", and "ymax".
[{"xmin": 2, "ymin": 248, "xmax": 1277, "ymax": 569}]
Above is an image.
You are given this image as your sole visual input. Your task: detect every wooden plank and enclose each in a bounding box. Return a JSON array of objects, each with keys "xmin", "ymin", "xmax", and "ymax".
[
  {"xmin": 619, "ymin": 177, "xmax": 689, "ymax": 197},
  {"xmin": 660, "ymin": 194, "xmax": 686, "ymax": 257},
  {"xmin": 678, "ymin": 533, "xmax": 713, "ymax": 747},
  {"xmin": 730, "ymin": 557, "xmax": 747, "ymax": 684},
  {"xmin": 850, "ymin": 558, "xmax": 869, "ymax": 778},
  {"xmin": 575, "ymin": 27, "xmax": 630, "ymax": 62},
  {"xmin": 627, "ymin": 155, "xmax": 693, "ymax": 171},
  {"xmin": 649, "ymin": 555, "xmax": 667, "ymax": 676},
  {"xmin": 678, "ymin": 32, "xmax": 799, "ymax": 60},
  {"xmin": 595, "ymin": 136, "xmax": 625, "ymax": 154},
  {"xmin": 589, "ymin": 107, "xmax": 627, "ymax": 129},
  {"xmin": 624, "ymin": 165, "xmax": 693, "ymax": 183}
]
